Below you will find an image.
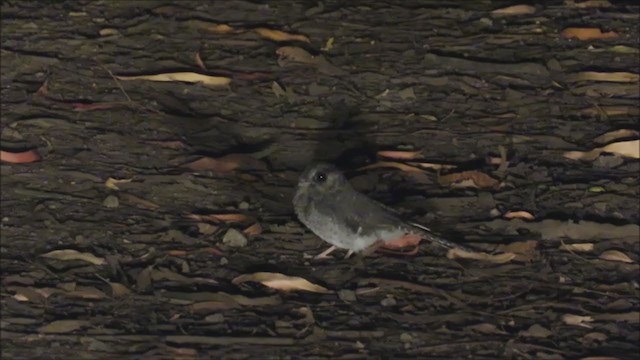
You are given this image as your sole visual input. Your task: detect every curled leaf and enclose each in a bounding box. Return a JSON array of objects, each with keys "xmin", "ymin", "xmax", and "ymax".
[
  {"xmin": 565, "ymin": 72, "xmax": 639, "ymax": 83},
  {"xmin": 116, "ymin": 72, "xmax": 231, "ymax": 87},
  {"xmin": 447, "ymin": 248, "xmax": 516, "ymax": 263},
  {"xmin": 243, "ymin": 222, "xmax": 263, "ymax": 236},
  {"xmin": 232, "ymin": 272, "xmax": 331, "ymax": 293},
  {"xmin": 105, "ymin": 177, "xmax": 132, "ymax": 190},
  {"xmin": 377, "ymin": 150, "xmax": 422, "ymax": 160},
  {"xmin": 254, "ymin": 28, "xmax": 310, "ymax": 43},
  {"xmin": 186, "ymin": 213, "xmax": 254, "ymax": 224},
  {"xmin": 439, "ymin": 170, "xmax": 501, "ymax": 189},
  {"xmin": 562, "ymin": 314, "xmax": 593, "ymax": 328},
  {"xmin": 183, "ymin": 154, "xmax": 266, "ymax": 172},
  {"xmin": 599, "ymin": 250, "xmax": 634, "ymax": 263},
  {"xmin": 503, "ymin": 211, "xmax": 535, "ymax": 220},
  {"xmin": 560, "ymin": 243, "xmax": 594, "ymax": 252},
  {"xmin": 593, "ymin": 129, "xmax": 639, "ymax": 144},
  {"xmin": 38, "ymin": 320, "xmax": 91, "ymax": 334}
]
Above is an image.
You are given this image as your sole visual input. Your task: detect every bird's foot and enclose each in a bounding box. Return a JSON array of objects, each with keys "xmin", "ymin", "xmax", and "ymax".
[{"xmin": 314, "ymin": 245, "xmax": 337, "ymax": 259}]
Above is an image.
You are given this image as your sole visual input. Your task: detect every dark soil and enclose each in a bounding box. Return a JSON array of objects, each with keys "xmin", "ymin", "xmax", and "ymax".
[{"xmin": 1, "ymin": 1, "xmax": 639, "ymax": 359}]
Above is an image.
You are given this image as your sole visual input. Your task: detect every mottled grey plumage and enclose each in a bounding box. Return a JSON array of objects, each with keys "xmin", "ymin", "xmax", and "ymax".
[{"xmin": 293, "ymin": 162, "xmax": 465, "ymax": 256}]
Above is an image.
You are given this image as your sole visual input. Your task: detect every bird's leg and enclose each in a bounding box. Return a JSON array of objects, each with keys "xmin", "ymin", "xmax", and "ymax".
[
  {"xmin": 314, "ymin": 245, "xmax": 337, "ymax": 259},
  {"xmin": 343, "ymin": 249, "xmax": 355, "ymax": 259}
]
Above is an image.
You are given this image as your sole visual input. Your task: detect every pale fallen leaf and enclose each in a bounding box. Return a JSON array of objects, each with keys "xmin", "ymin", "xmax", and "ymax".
[
  {"xmin": 503, "ymin": 211, "xmax": 535, "ymax": 220},
  {"xmin": 183, "ymin": 154, "xmax": 266, "ymax": 172},
  {"xmin": 205, "ymin": 23, "xmax": 236, "ymax": 33},
  {"xmin": 0, "ymin": 149, "xmax": 41, "ymax": 163},
  {"xmin": 439, "ymin": 170, "xmax": 501, "ymax": 189},
  {"xmin": 491, "ymin": 5, "xmax": 535, "ymax": 16},
  {"xmin": 194, "ymin": 52, "xmax": 207, "ymax": 70},
  {"xmin": 272, "ymin": 81, "xmax": 286, "ymax": 98},
  {"xmin": 562, "ymin": 314, "xmax": 593, "ymax": 328},
  {"xmin": 564, "ymin": 140, "xmax": 640, "ymax": 160},
  {"xmin": 232, "ymin": 272, "xmax": 332, "ymax": 293},
  {"xmin": 120, "ymin": 193, "xmax": 160, "ymax": 209},
  {"xmin": 38, "ymin": 320, "xmax": 91, "ymax": 334},
  {"xmin": 561, "ymin": 27, "xmax": 618, "ymax": 40},
  {"xmin": 580, "ymin": 106, "xmax": 636, "ymax": 117},
  {"xmin": 560, "ymin": 243, "xmax": 595, "ymax": 252},
  {"xmin": 196, "ymin": 223, "xmax": 219, "ymax": 235},
  {"xmin": 40, "ymin": 249, "xmax": 106, "ymax": 265},
  {"xmin": 377, "ymin": 150, "xmax": 422, "ymax": 160},
  {"xmin": 359, "ymin": 161, "xmax": 426, "ymax": 173},
  {"xmin": 565, "ymin": 72, "xmax": 639, "ymax": 83},
  {"xmin": 105, "ymin": 177, "xmax": 132, "ymax": 190},
  {"xmin": 409, "ymin": 162, "xmax": 457, "ymax": 171},
  {"xmin": 593, "ymin": 129, "xmax": 639, "ymax": 144},
  {"xmin": 243, "ymin": 222, "xmax": 263, "ymax": 236},
  {"xmin": 254, "ymin": 28, "xmax": 310, "ymax": 43},
  {"xmin": 446, "ymin": 248, "xmax": 516, "ymax": 263},
  {"xmin": 116, "ymin": 72, "xmax": 231, "ymax": 87},
  {"xmin": 109, "ymin": 282, "xmax": 131, "ymax": 297},
  {"xmin": 519, "ymin": 324, "xmax": 552, "ymax": 338},
  {"xmin": 321, "ymin": 37, "xmax": 334, "ymax": 51},
  {"xmin": 599, "ymin": 250, "xmax": 634, "ymax": 263},
  {"xmin": 66, "ymin": 287, "xmax": 108, "ymax": 300}
]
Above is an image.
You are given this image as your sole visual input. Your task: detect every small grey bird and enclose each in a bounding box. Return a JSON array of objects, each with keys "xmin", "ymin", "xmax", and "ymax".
[{"xmin": 293, "ymin": 162, "xmax": 467, "ymax": 259}]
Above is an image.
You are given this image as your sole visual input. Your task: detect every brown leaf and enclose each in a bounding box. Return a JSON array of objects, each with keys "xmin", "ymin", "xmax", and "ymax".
[
  {"xmin": 599, "ymin": 250, "xmax": 634, "ymax": 263},
  {"xmin": 377, "ymin": 150, "xmax": 422, "ymax": 160},
  {"xmin": 243, "ymin": 222, "xmax": 263, "ymax": 236},
  {"xmin": 561, "ymin": 27, "xmax": 618, "ymax": 40},
  {"xmin": 497, "ymin": 240, "xmax": 538, "ymax": 262},
  {"xmin": 232, "ymin": 272, "xmax": 332, "ymax": 293},
  {"xmin": 447, "ymin": 248, "xmax": 516, "ymax": 263},
  {"xmin": 359, "ymin": 161, "xmax": 426, "ymax": 173},
  {"xmin": 109, "ymin": 282, "xmax": 131, "ymax": 297},
  {"xmin": 564, "ymin": 140, "xmax": 640, "ymax": 160},
  {"xmin": 40, "ymin": 249, "xmax": 106, "ymax": 265},
  {"xmin": 120, "ymin": 193, "xmax": 160, "ymax": 209},
  {"xmin": 136, "ymin": 266, "xmax": 153, "ymax": 291},
  {"xmin": 562, "ymin": 314, "xmax": 593, "ymax": 328},
  {"xmin": 183, "ymin": 154, "xmax": 266, "ymax": 172},
  {"xmin": 466, "ymin": 323, "xmax": 507, "ymax": 335},
  {"xmin": 38, "ymin": 320, "xmax": 91, "ymax": 334},
  {"xmin": 144, "ymin": 140, "xmax": 190, "ymax": 150},
  {"xmin": 104, "ymin": 177, "xmax": 132, "ymax": 190},
  {"xmin": 66, "ymin": 287, "xmax": 108, "ymax": 300},
  {"xmin": 254, "ymin": 28, "xmax": 310, "ymax": 43},
  {"xmin": 439, "ymin": 170, "xmax": 501, "ymax": 189},
  {"xmin": 115, "ymin": 72, "xmax": 231, "ymax": 87},
  {"xmin": 491, "ymin": 5, "xmax": 536, "ymax": 16},
  {"xmin": 0, "ymin": 149, "xmax": 41, "ymax": 163},
  {"xmin": 519, "ymin": 324, "xmax": 552, "ymax": 338}
]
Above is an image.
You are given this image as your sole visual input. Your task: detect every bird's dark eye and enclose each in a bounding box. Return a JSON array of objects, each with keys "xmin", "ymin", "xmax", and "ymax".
[{"xmin": 314, "ymin": 171, "xmax": 327, "ymax": 183}]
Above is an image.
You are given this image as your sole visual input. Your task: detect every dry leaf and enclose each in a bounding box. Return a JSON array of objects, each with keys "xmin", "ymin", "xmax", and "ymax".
[
  {"xmin": 564, "ymin": 140, "xmax": 640, "ymax": 160},
  {"xmin": 439, "ymin": 170, "xmax": 501, "ymax": 189},
  {"xmin": 562, "ymin": 314, "xmax": 593, "ymax": 328},
  {"xmin": 109, "ymin": 282, "xmax": 131, "ymax": 297},
  {"xmin": 204, "ymin": 23, "xmax": 236, "ymax": 34},
  {"xmin": 196, "ymin": 223, "xmax": 219, "ymax": 235},
  {"xmin": 519, "ymin": 324, "xmax": 552, "ymax": 338},
  {"xmin": 66, "ymin": 287, "xmax": 108, "ymax": 300},
  {"xmin": 194, "ymin": 52, "xmax": 207, "ymax": 70},
  {"xmin": 0, "ymin": 149, "xmax": 41, "ymax": 163},
  {"xmin": 38, "ymin": 320, "xmax": 91, "ymax": 334},
  {"xmin": 503, "ymin": 211, "xmax": 535, "ymax": 220},
  {"xmin": 580, "ymin": 106, "xmax": 636, "ymax": 117},
  {"xmin": 116, "ymin": 72, "xmax": 231, "ymax": 87},
  {"xmin": 377, "ymin": 150, "xmax": 422, "ymax": 160},
  {"xmin": 276, "ymin": 46, "xmax": 316, "ymax": 64},
  {"xmin": 467, "ymin": 323, "xmax": 506, "ymax": 335},
  {"xmin": 447, "ymin": 248, "xmax": 516, "ymax": 263},
  {"xmin": 593, "ymin": 129, "xmax": 639, "ymax": 144},
  {"xmin": 497, "ymin": 240, "xmax": 538, "ymax": 262},
  {"xmin": 491, "ymin": 5, "xmax": 535, "ymax": 16},
  {"xmin": 40, "ymin": 249, "xmax": 106, "ymax": 265},
  {"xmin": 560, "ymin": 243, "xmax": 595, "ymax": 252},
  {"xmin": 105, "ymin": 177, "xmax": 132, "ymax": 190},
  {"xmin": 599, "ymin": 250, "xmax": 634, "ymax": 263},
  {"xmin": 565, "ymin": 72, "xmax": 639, "ymax": 83},
  {"xmin": 359, "ymin": 161, "xmax": 426, "ymax": 173},
  {"xmin": 409, "ymin": 162, "xmax": 457, "ymax": 170},
  {"xmin": 183, "ymin": 154, "xmax": 266, "ymax": 172},
  {"xmin": 254, "ymin": 28, "xmax": 310, "ymax": 43},
  {"xmin": 232, "ymin": 272, "xmax": 331, "ymax": 293},
  {"xmin": 243, "ymin": 222, "xmax": 262, "ymax": 236},
  {"xmin": 561, "ymin": 27, "xmax": 618, "ymax": 40},
  {"xmin": 144, "ymin": 140, "xmax": 190, "ymax": 150}
]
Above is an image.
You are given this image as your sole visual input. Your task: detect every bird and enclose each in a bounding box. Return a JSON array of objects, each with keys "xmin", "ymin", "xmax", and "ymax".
[{"xmin": 293, "ymin": 162, "xmax": 469, "ymax": 259}]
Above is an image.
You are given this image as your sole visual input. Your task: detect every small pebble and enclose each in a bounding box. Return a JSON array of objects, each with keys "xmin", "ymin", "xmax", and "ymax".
[
  {"xmin": 238, "ymin": 201, "xmax": 250, "ymax": 210},
  {"xmin": 380, "ymin": 296, "xmax": 396, "ymax": 307},
  {"xmin": 103, "ymin": 195, "xmax": 119, "ymax": 208},
  {"xmin": 338, "ymin": 289, "xmax": 357, "ymax": 302},
  {"xmin": 205, "ymin": 313, "xmax": 224, "ymax": 323},
  {"xmin": 222, "ymin": 228, "xmax": 247, "ymax": 247},
  {"xmin": 400, "ymin": 333, "xmax": 413, "ymax": 343},
  {"xmin": 219, "ymin": 257, "xmax": 228, "ymax": 265}
]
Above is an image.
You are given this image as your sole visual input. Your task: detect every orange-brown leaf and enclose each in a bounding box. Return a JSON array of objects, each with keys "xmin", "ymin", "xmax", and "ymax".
[
  {"xmin": 561, "ymin": 27, "xmax": 618, "ymax": 40},
  {"xmin": 232, "ymin": 272, "xmax": 331, "ymax": 293},
  {"xmin": 183, "ymin": 154, "xmax": 266, "ymax": 172},
  {"xmin": 0, "ymin": 149, "xmax": 41, "ymax": 163},
  {"xmin": 439, "ymin": 170, "xmax": 501, "ymax": 189}
]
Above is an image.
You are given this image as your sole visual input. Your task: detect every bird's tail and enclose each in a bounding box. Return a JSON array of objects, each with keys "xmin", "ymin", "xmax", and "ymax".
[{"xmin": 408, "ymin": 222, "xmax": 474, "ymax": 252}]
